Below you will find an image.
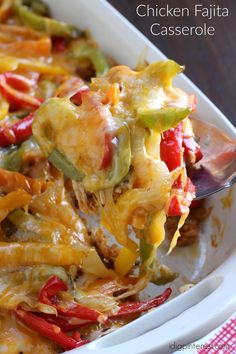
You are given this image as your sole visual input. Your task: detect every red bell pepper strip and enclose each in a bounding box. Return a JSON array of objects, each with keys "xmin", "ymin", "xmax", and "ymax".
[
  {"xmin": 167, "ymin": 195, "xmax": 183, "ymax": 216},
  {"xmin": 0, "ymin": 112, "xmax": 34, "ymax": 147},
  {"xmin": 110, "ymin": 287, "xmax": 172, "ymax": 318},
  {"xmin": 39, "ymin": 277, "xmax": 171, "ymax": 328},
  {"xmin": 40, "ymin": 287, "xmax": 171, "ymax": 327},
  {"xmin": 72, "ymin": 331, "xmax": 83, "ymax": 341},
  {"xmin": 172, "ymin": 174, "xmax": 183, "ymax": 190},
  {"xmin": 70, "ymin": 85, "xmax": 90, "ymax": 105},
  {"xmin": 160, "ymin": 123, "xmax": 183, "ymax": 172},
  {"xmin": 160, "ymin": 117, "xmax": 203, "ymax": 170},
  {"xmin": 55, "ymin": 77, "xmax": 84, "ymax": 98},
  {"xmin": 0, "ymin": 75, "xmax": 41, "ymax": 110},
  {"xmin": 15, "ymin": 308, "xmax": 89, "ymax": 350},
  {"xmin": 183, "ymin": 136, "xmax": 203, "ymax": 165},
  {"xmin": 172, "ymin": 175, "xmax": 195, "ymax": 194},
  {"xmin": 38, "ymin": 275, "xmax": 67, "ymax": 304},
  {"xmin": 167, "ymin": 195, "xmax": 188, "ymax": 217},
  {"xmin": 52, "ymin": 36, "xmax": 68, "ymax": 52},
  {"xmin": 167, "ymin": 176, "xmax": 196, "ymax": 217},
  {"xmin": 39, "ymin": 313, "xmax": 95, "ymax": 332},
  {"xmin": 71, "ymin": 88, "xmax": 114, "ymax": 170},
  {"xmin": 3, "ymin": 72, "xmax": 35, "ymax": 92},
  {"xmin": 184, "ymin": 177, "xmax": 196, "ymax": 194},
  {"xmin": 100, "ymin": 132, "xmax": 113, "ymax": 170},
  {"xmin": 56, "ymin": 303, "xmax": 105, "ymax": 322},
  {"xmin": 39, "ymin": 275, "xmax": 106, "ymax": 323}
]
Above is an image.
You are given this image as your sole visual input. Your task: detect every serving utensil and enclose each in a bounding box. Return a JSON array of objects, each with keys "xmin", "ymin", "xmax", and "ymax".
[{"xmin": 189, "ymin": 118, "xmax": 236, "ymax": 200}]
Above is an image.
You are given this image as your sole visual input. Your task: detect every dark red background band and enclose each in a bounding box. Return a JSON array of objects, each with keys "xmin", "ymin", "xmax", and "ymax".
[{"xmin": 108, "ymin": 0, "xmax": 236, "ymax": 126}]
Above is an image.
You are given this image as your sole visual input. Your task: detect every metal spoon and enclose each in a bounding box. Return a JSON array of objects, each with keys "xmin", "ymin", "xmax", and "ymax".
[{"xmin": 188, "ymin": 118, "xmax": 236, "ymax": 200}]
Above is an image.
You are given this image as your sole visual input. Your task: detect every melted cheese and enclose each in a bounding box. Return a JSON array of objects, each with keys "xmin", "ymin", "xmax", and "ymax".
[{"xmin": 0, "ymin": 311, "xmax": 59, "ymax": 354}]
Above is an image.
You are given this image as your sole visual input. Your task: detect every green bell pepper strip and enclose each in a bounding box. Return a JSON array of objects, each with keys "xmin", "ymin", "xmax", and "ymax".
[
  {"xmin": 46, "ymin": 125, "xmax": 131, "ymax": 190},
  {"xmin": 83, "ymin": 123, "xmax": 131, "ymax": 191},
  {"xmin": 48, "ymin": 149, "xmax": 85, "ymax": 182},
  {"xmin": 137, "ymin": 106, "xmax": 190, "ymax": 133},
  {"xmin": 142, "ymin": 60, "xmax": 184, "ymax": 87},
  {"xmin": 140, "ymin": 237, "xmax": 178, "ymax": 285},
  {"xmin": 0, "ymin": 137, "xmax": 40, "ymax": 171},
  {"xmin": 71, "ymin": 44, "xmax": 109, "ymax": 77},
  {"xmin": 140, "ymin": 237, "xmax": 154, "ymax": 265},
  {"xmin": 23, "ymin": 0, "xmax": 49, "ymax": 16},
  {"xmin": 52, "ymin": 123, "xmax": 131, "ymax": 191},
  {"xmin": 139, "ymin": 211, "xmax": 178, "ymax": 285},
  {"xmin": 0, "ymin": 145, "xmax": 23, "ymax": 171},
  {"xmin": 15, "ymin": 1, "xmax": 82, "ymax": 38},
  {"xmin": 134, "ymin": 61, "xmax": 190, "ymax": 132},
  {"xmin": 33, "ymin": 98, "xmax": 131, "ymax": 191},
  {"xmin": 8, "ymin": 208, "xmax": 84, "ymax": 244},
  {"xmin": 151, "ymin": 264, "xmax": 179, "ymax": 286},
  {"xmin": 32, "ymin": 99, "xmax": 84, "ymax": 182},
  {"xmin": 139, "ymin": 236, "xmax": 157, "ymax": 276}
]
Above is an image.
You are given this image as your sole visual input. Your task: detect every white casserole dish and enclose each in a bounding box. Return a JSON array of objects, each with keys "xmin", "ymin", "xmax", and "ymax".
[{"xmin": 44, "ymin": 1, "xmax": 236, "ymax": 353}]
